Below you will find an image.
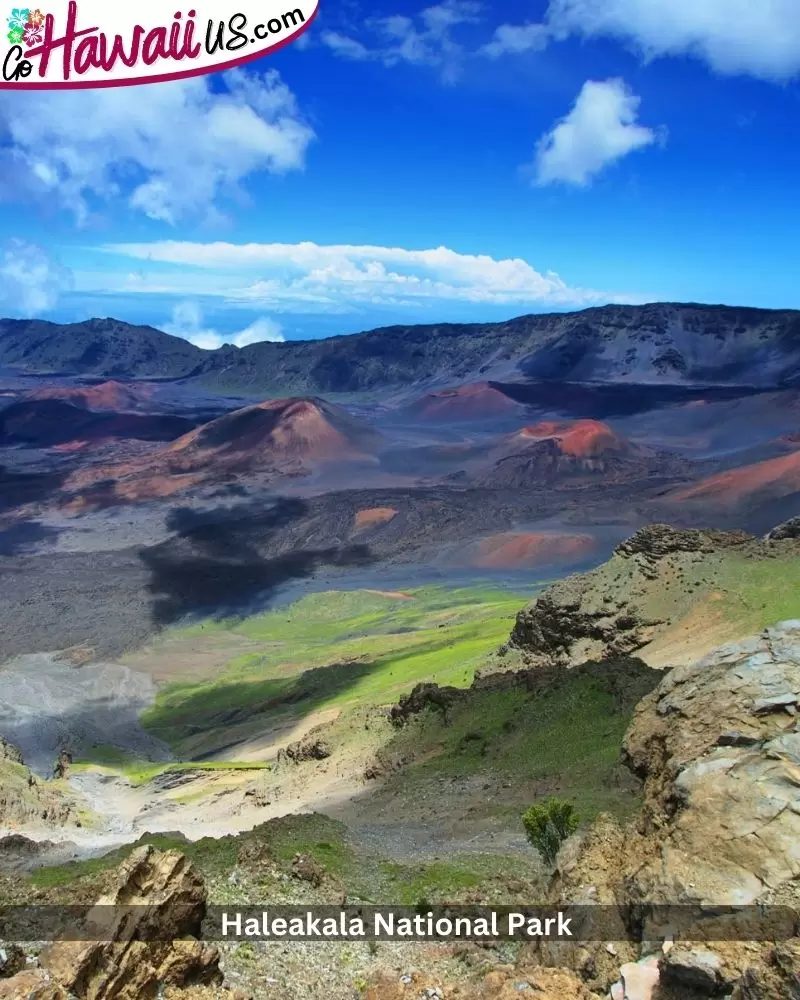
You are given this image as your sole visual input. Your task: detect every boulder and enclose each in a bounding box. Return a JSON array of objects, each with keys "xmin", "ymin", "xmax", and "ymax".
[
  {"xmin": 42, "ymin": 846, "xmax": 221, "ymax": 999},
  {"xmin": 765, "ymin": 516, "xmax": 800, "ymax": 541},
  {"xmin": 389, "ymin": 682, "xmax": 463, "ymax": 726},
  {"xmin": 290, "ymin": 852, "xmax": 325, "ymax": 887},
  {"xmin": 0, "ymin": 945, "xmax": 25, "ymax": 979},
  {"xmin": 660, "ymin": 948, "xmax": 723, "ymax": 994},
  {"xmin": 52, "ymin": 750, "xmax": 73, "ymax": 780},
  {"xmin": 281, "ymin": 737, "xmax": 332, "ymax": 763},
  {"xmin": 617, "ymin": 955, "xmax": 660, "ymax": 1000},
  {"xmin": 622, "ymin": 621, "xmax": 800, "ymax": 905}
]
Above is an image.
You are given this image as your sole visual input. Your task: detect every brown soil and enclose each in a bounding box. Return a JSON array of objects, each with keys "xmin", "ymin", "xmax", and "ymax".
[
  {"xmin": 29, "ymin": 380, "xmax": 153, "ymax": 411},
  {"xmin": 465, "ymin": 531, "xmax": 595, "ymax": 569},
  {"xmin": 670, "ymin": 449, "xmax": 800, "ymax": 507},
  {"xmin": 410, "ymin": 382, "xmax": 522, "ymax": 421},
  {"xmin": 353, "ymin": 507, "xmax": 399, "ymax": 532}
]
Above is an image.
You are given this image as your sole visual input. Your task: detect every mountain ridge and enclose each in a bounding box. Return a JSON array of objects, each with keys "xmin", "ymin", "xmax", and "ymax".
[{"xmin": 3, "ymin": 301, "xmax": 800, "ymax": 393}]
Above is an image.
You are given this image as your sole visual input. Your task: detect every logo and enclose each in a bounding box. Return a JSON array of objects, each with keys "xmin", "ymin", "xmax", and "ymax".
[{"xmin": 1, "ymin": 0, "xmax": 318, "ymax": 88}]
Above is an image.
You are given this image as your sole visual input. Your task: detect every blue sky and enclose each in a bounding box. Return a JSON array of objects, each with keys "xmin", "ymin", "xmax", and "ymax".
[{"xmin": 1, "ymin": 0, "xmax": 799, "ymax": 347}]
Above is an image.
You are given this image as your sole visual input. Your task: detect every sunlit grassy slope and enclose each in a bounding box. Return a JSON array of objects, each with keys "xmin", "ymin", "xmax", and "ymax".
[{"xmin": 141, "ymin": 585, "xmax": 534, "ymax": 757}]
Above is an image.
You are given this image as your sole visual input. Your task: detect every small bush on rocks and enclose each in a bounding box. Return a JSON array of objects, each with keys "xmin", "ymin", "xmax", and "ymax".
[{"xmin": 522, "ymin": 798, "xmax": 579, "ymax": 865}]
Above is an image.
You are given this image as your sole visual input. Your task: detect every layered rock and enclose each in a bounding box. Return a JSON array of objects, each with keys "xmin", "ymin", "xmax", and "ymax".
[
  {"xmin": 528, "ymin": 622, "xmax": 800, "ymax": 999},
  {"xmin": 1, "ymin": 847, "xmax": 222, "ymax": 1000}
]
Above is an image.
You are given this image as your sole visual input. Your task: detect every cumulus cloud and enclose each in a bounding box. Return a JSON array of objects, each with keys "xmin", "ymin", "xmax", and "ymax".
[
  {"xmin": 164, "ymin": 301, "xmax": 284, "ymax": 350},
  {"xmin": 545, "ymin": 0, "xmax": 800, "ymax": 80},
  {"xmin": 321, "ymin": 0, "xmax": 481, "ymax": 81},
  {"xmin": 0, "ymin": 70, "xmax": 314, "ymax": 226},
  {"xmin": 481, "ymin": 22, "xmax": 548, "ymax": 57},
  {"xmin": 98, "ymin": 239, "xmax": 629, "ymax": 309},
  {"xmin": 532, "ymin": 79, "xmax": 657, "ymax": 187},
  {"xmin": 0, "ymin": 239, "xmax": 73, "ymax": 315}
]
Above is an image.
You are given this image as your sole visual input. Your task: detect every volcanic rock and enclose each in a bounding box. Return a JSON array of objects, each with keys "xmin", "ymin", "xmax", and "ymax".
[
  {"xmin": 0, "ymin": 944, "xmax": 25, "ymax": 979},
  {"xmin": 41, "ymin": 845, "xmax": 221, "ymax": 999},
  {"xmin": 525, "ymin": 623, "xmax": 800, "ymax": 997},
  {"xmin": 766, "ymin": 516, "xmax": 800, "ymax": 541},
  {"xmin": 508, "ymin": 524, "xmax": 754, "ymax": 667},
  {"xmin": 281, "ymin": 737, "xmax": 332, "ymax": 763}
]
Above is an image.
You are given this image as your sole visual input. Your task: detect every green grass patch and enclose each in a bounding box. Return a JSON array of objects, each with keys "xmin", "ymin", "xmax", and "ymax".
[
  {"xmin": 714, "ymin": 556, "xmax": 800, "ymax": 633},
  {"xmin": 141, "ymin": 585, "xmax": 532, "ymax": 756},
  {"xmin": 382, "ymin": 660, "xmax": 659, "ymax": 824},
  {"xmin": 379, "ymin": 854, "xmax": 531, "ymax": 905},
  {"xmin": 71, "ymin": 745, "xmax": 269, "ymax": 786},
  {"xmin": 29, "ymin": 832, "xmax": 239, "ymax": 890}
]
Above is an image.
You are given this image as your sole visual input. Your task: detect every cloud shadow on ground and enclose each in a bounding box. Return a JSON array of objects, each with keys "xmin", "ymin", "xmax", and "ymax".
[{"xmin": 140, "ymin": 497, "xmax": 375, "ymax": 628}]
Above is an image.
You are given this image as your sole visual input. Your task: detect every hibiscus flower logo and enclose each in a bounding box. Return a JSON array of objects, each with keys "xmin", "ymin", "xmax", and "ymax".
[{"xmin": 6, "ymin": 7, "xmax": 46, "ymax": 46}]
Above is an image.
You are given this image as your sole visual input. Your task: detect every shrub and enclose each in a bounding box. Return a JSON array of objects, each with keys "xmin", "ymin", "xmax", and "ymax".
[{"xmin": 522, "ymin": 798, "xmax": 579, "ymax": 865}]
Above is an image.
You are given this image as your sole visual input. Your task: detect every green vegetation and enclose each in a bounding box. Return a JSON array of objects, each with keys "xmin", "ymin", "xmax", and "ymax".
[
  {"xmin": 713, "ymin": 556, "xmax": 800, "ymax": 634},
  {"xmin": 70, "ymin": 745, "xmax": 268, "ymax": 786},
  {"xmin": 375, "ymin": 660, "xmax": 658, "ymax": 827},
  {"xmin": 27, "ymin": 812, "xmax": 532, "ymax": 907},
  {"xmin": 522, "ymin": 798, "xmax": 580, "ymax": 865},
  {"xmin": 141, "ymin": 585, "xmax": 531, "ymax": 756},
  {"xmin": 379, "ymin": 854, "xmax": 532, "ymax": 905}
]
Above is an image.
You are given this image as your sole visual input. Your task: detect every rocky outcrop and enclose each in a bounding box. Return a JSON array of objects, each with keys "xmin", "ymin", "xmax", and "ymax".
[
  {"xmin": 622, "ymin": 620, "xmax": 800, "ymax": 903},
  {"xmin": 0, "ymin": 757, "xmax": 80, "ymax": 832},
  {"xmin": 52, "ymin": 750, "xmax": 72, "ymax": 780},
  {"xmin": 1, "ymin": 847, "xmax": 222, "ymax": 1000},
  {"xmin": 390, "ymin": 658, "xmax": 661, "ymax": 732},
  {"xmin": 614, "ymin": 522, "xmax": 749, "ymax": 565},
  {"xmin": 766, "ymin": 515, "xmax": 800, "ymax": 541},
  {"xmin": 509, "ymin": 590, "xmax": 660, "ymax": 667},
  {"xmin": 389, "ymin": 682, "xmax": 465, "ymax": 726},
  {"xmin": 528, "ymin": 622, "xmax": 800, "ymax": 999},
  {"xmin": 508, "ymin": 523, "xmax": 777, "ymax": 668},
  {"xmin": 0, "ymin": 739, "xmax": 23, "ymax": 765},
  {"xmin": 280, "ymin": 737, "xmax": 332, "ymax": 764}
]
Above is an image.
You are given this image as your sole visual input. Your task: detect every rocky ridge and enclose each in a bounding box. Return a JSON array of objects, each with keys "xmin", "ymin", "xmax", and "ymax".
[
  {"xmin": 508, "ymin": 524, "xmax": 788, "ymax": 669},
  {"xmin": 4, "ymin": 303, "xmax": 800, "ymax": 392},
  {"xmin": 524, "ymin": 621, "xmax": 800, "ymax": 999}
]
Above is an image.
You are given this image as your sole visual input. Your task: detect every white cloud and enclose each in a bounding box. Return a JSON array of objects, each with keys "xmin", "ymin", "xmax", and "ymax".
[
  {"xmin": 0, "ymin": 239, "xmax": 73, "ymax": 315},
  {"xmin": 320, "ymin": 31, "xmax": 374, "ymax": 60},
  {"xmin": 0, "ymin": 70, "xmax": 314, "ymax": 226},
  {"xmin": 481, "ymin": 23, "xmax": 548, "ymax": 57},
  {"xmin": 532, "ymin": 79, "xmax": 657, "ymax": 187},
  {"xmin": 321, "ymin": 0, "xmax": 481, "ymax": 81},
  {"xmin": 164, "ymin": 301, "xmax": 284, "ymax": 350},
  {"xmin": 545, "ymin": 0, "xmax": 800, "ymax": 80},
  {"xmin": 97, "ymin": 239, "xmax": 634, "ymax": 309}
]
